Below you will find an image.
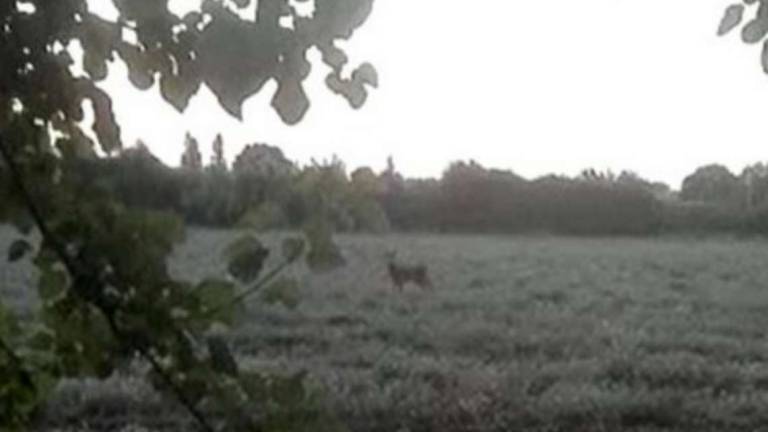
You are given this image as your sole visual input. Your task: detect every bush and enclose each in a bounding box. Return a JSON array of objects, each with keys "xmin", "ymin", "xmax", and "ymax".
[{"xmin": 237, "ymin": 202, "xmax": 288, "ymax": 232}]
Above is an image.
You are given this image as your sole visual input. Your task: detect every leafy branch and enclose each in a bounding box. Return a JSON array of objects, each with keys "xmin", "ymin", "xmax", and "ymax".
[{"xmin": 0, "ymin": 135, "xmax": 217, "ymax": 432}]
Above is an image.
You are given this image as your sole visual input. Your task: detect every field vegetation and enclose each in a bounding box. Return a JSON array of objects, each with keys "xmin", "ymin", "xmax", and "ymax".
[{"xmin": 6, "ymin": 227, "xmax": 768, "ymax": 431}]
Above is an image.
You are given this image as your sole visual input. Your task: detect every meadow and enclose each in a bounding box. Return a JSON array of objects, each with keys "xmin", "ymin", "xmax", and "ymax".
[{"xmin": 6, "ymin": 228, "xmax": 768, "ymax": 431}]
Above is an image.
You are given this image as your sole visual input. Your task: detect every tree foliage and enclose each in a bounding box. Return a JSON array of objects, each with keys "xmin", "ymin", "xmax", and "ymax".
[
  {"xmin": 0, "ymin": 0, "xmax": 376, "ymax": 429},
  {"xmin": 719, "ymin": 0, "xmax": 768, "ymax": 73},
  {"xmin": 680, "ymin": 164, "xmax": 744, "ymax": 208}
]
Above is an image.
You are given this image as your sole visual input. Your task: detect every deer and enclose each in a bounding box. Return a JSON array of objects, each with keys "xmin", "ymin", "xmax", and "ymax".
[{"xmin": 385, "ymin": 250, "xmax": 433, "ymax": 292}]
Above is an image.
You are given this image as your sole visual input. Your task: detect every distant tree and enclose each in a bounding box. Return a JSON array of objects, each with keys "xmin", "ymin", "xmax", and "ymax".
[
  {"xmin": 578, "ymin": 168, "xmax": 616, "ymax": 184},
  {"xmin": 231, "ymin": 143, "xmax": 296, "ymax": 227},
  {"xmin": 380, "ymin": 155, "xmax": 404, "ymax": 195},
  {"xmin": 741, "ymin": 163, "xmax": 768, "ymax": 210},
  {"xmin": 296, "ymin": 156, "xmax": 354, "ymax": 230},
  {"xmin": 681, "ymin": 164, "xmax": 745, "ymax": 208},
  {"xmin": 181, "ymin": 133, "xmax": 203, "ymax": 172},
  {"xmin": 210, "ymin": 134, "xmax": 227, "ymax": 172},
  {"xmin": 617, "ymin": 171, "xmax": 673, "ymax": 200},
  {"xmin": 233, "ymin": 143, "xmax": 296, "ymax": 178},
  {"xmin": 348, "ymin": 167, "xmax": 389, "ymax": 232},
  {"xmin": 351, "ymin": 167, "xmax": 383, "ymax": 197},
  {"xmin": 110, "ymin": 142, "xmax": 182, "ymax": 211}
]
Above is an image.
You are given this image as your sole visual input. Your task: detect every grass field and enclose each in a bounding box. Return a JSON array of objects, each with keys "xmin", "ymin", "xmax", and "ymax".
[{"xmin": 6, "ymin": 228, "xmax": 768, "ymax": 431}]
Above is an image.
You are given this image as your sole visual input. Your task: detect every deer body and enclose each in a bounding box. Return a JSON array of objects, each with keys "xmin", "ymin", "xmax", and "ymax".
[{"xmin": 386, "ymin": 252, "xmax": 432, "ymax": 291}]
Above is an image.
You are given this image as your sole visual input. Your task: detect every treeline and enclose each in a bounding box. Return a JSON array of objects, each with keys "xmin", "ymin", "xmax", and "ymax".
[{"xmin": 72, "ymin": 134, "xmax": 768, "ymax": 236}]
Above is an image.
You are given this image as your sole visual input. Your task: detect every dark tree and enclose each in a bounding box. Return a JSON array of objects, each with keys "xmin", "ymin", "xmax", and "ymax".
[{"xmin": 181, "ymin": 132, "xmax": 203, "ymax": 171}]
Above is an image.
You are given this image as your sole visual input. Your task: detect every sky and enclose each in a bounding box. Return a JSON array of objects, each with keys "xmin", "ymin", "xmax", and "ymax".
[{"xmin": 89, "ymin": 0, "xmax": 768, "ymax": 189}]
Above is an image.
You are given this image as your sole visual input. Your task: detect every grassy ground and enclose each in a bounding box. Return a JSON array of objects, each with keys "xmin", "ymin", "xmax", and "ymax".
[{"xmin": 5, "ymin": 228, "xmax": 768, "ymax": 431}]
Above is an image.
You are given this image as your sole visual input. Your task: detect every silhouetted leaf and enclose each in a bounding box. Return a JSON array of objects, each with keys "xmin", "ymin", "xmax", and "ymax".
[
  {"xmin": 79, "ymin": 15, "xmax": 120, "ymax": 81},
  {"xmin": 718, "ymin": 4, "xmax": 745, "ymax": 36},
  {"xmin": 224, "ymin": 236, "xmax": 270, "ymax": 284},
  {"xmin": 195, "ymin": 278, "xmax": 238, "ymax": 325},
  {"xmin": 197, "ymin": 5, "xmax": 278, "ymax": 118},
  {"xmin": 160, "ymin": 71, "xmax": 202, "ymax": 112},
  {"xmin": 76, "ymin": 81, "xmax": 122, "ymax": 154},
  {"xmin": 325, "ymin": 64, "xmax": 377, "ymax": 109},
  {"xmin": 272, "ymin": 79, "xmax": 310, "ymax": 125},
  {"xmin": 7, "ymin": 240, "xmax": 32, "ymax": 263},
  {"xmin": 116, "ymin": 43, "xmax": 155, "ymax": 90},
  {"xmin": 83, "ymin": 51, "xmax": 109, "ymax": 81},
  {"xmin": 742, "ymin": 16, "xmax": 768, "ymax": 43},
  {"xmin": 353, "ymin": 62, "xmax": 379, "ymax": 88}
]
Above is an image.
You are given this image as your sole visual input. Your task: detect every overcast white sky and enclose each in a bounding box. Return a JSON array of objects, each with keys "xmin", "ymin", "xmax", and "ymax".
[{"xmin": 92, "ymin": 0, "xmax": 768, "ymax": 189}]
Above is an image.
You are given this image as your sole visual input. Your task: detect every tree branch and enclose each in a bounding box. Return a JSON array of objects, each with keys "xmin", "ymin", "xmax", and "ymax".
[
  {"xmin": 0, "ymin": 137, "xmax": 80, "ymax": 278},
  {"xmin": 0, "ymin": 136, "xmax": 216, "ymax": 432}
]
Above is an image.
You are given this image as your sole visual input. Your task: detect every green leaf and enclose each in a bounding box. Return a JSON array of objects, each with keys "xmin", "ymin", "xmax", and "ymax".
[
  {"xmin": 319, "ymin": 43, "xmax": 348, "ymax": 70},
  {"xmin": 7, "ymin": 239, "xmax": 32, "ymax": 262},
  {"xmin": 38, "ymin": 267, "xmax": 68, "ymax": 303},
  {"xmin": 261, "ymin": 277, "xmax": 300, "ymax": 310},
  {"xmin": 195, "ymin": 278, "xmax": 238, "ymax": 325},
  {"xmin": 224, "ymin": 236, "xmax": 270, "ymax": 284},
  {"xmin": 718, "ymin": 4, "xmax": 745, "ymax": 36}
]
